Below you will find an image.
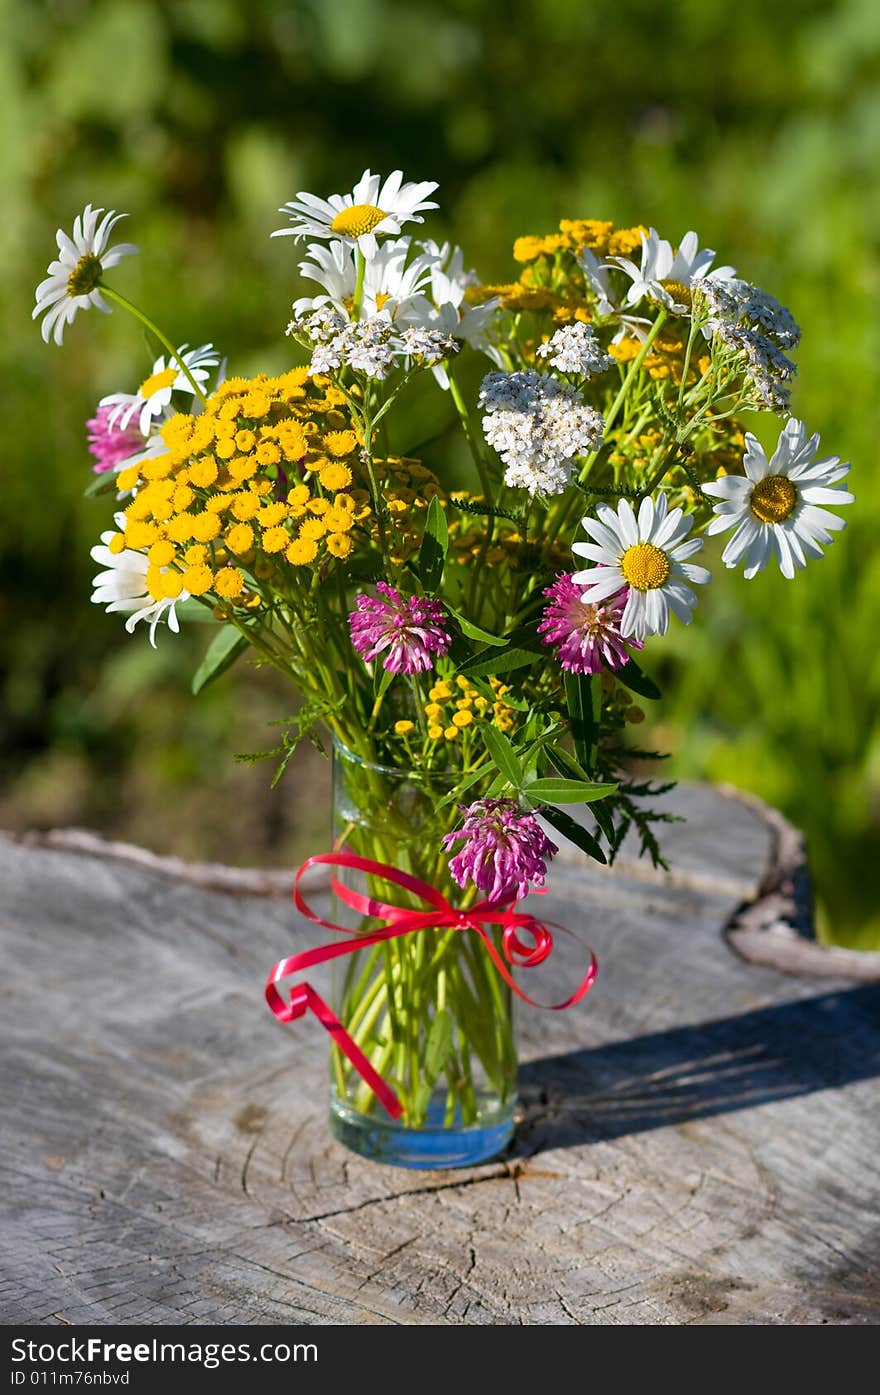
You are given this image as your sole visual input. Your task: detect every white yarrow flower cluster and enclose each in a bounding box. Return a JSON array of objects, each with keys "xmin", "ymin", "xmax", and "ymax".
[
  {"xmin": 308, "ymin": 315, "xmax": 397, "ymax": 379},
  {"xmin": 696, "ymin": 278, "xmax": 800, "ymax": 413},
  {"xmin": 535, "ymin": 321, "xmax": 613, "ymax": 376},
  {"xmin": 397, "ymin": 325, "xmax": 460, "ymax": 366},
  {"xmin": 294, "ymin": 310, "xmax": 459, "ymax": 380},
  {"xmin": 479, "ymin": 370, "xmax": 604, "ymax": 497},
  {"xmin": 293, "ymin": 306, "xmax": 346, "ymax": 343}
]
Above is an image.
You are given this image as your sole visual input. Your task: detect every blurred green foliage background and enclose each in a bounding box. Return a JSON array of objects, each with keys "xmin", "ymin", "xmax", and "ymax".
[{"xmin": 2, "ymin": 0, "xmax": 879, "ymax": 945}]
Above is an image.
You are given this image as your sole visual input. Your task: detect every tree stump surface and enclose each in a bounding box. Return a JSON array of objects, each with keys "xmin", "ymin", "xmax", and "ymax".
[{"xmin": 2, "ymin": 782, "xmax": 878, "ymax": 1327}]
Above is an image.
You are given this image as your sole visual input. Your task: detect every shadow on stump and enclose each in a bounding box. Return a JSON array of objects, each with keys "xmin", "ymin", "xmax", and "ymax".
[{"xmin": 514, "ymin": 985, "xmax": 880, "ymax": 1155}]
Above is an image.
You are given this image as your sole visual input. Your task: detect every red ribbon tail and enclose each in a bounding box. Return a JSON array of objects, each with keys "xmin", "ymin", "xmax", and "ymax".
[{"xmin": 265, "ymin": 976, "xmax": 402, "ymax": 1121}]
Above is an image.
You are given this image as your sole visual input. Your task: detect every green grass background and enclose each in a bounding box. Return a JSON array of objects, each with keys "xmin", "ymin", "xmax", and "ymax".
[{"xmin": 2, "ymin": 0, "xmax": 879, "ymax": 946}]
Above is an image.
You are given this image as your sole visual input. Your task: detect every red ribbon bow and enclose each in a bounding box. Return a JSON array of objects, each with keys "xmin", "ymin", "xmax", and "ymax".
[{"xmin": 265, "ymin": 852, "xmax": 598, "ymax": 1120}]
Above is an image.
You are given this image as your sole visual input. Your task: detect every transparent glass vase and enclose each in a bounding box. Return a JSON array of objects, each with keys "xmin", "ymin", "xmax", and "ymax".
[{"xmin": 328, "ymin": 738, "xmax": 518, "ymax": 1168}]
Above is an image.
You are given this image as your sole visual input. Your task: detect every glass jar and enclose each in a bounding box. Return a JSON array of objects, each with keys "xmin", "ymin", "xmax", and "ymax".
[{"xmin": 328, "ymin": 738, "xmax": 518, "ymax": 1168}]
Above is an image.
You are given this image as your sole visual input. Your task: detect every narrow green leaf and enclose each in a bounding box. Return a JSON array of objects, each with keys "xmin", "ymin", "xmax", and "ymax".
[
  {"xmin": 457, "ymin": 617, "xmax": 544, "ymax": 678},
  {"xmin": 435, "ymin": 761, "xmax": 493, "ymax": 810},
  {"xmin": 445, "ymin": 604, "xmax": 507, "ymax": 647},
  {"xmin": 83, "ymin": 471, "xmax": 122, "ymax": 498},
  {"xmin": 546, "ymin": 743, "xmax": 591, "ymax": 783},
  {"xmin": 191, "ymin": 627, "xmax": 248, "ymax": 695},
  {"xmin": 482, "ymin": 724, "xmax": 525, "ymax": 788},
  {"xmin": 458, "ymin": 645, "xmax": 540, "ymax": 679},
  {"xmin": 417, "ymin": 495, "xmax": 448, "ymax": 594},
  {"xmin": 373, "ymin": 665, "xmax": 395, "ymax": 703},
  {"xmin": 537, "ymin": 803, "xmax": 607, "ymax": 865},
  {"xmin": 423, "ymin": 1009, "xmax": 454, "ymax": 1080},
  {"xmin": 617, "ymin": 658, "xmax": 662, "ymax": 701},
  {"xmin": 564, "ymin": 671, "xmax": 595, "ymax": 771},
  {"xmin": 591, "ymin": 797, "xmax": 617, "ymax": 844},
  {"xmin": 526, "ymin": 777, "xmax": 617, "ymax": 805}
]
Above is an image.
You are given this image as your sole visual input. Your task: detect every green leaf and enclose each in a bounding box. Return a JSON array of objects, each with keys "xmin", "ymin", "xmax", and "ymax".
[
  {"xmin": 445, "ymin": 605, "xmax": 507, "ymax": 647},
  {"xmin": 564, "ymin": 671, "xmax": 595, "ymax": 772},
  {"xmin": 83, "ymin": 471, "xmax": 122, "ymax": 499},
  {"xmin": 457, "ymin": 617, "xmax": 544, "ymax": 679},
  {"xmin": 537, "ymin": 803, "xmax": 607, "ymax": 865},
  {"xmin": 617, "ymin": 659, "xmax": 662, "ymax": 701},
  {"xmin": 525, "ymin": 777, "xmax": 617, "ymax": 805},
  {"xmin": 435, "ymin": 761, "xmax": 493, "ymax": 810},
  {"xmin": 191, "ymin": 627, "xmax": 248, "ymax": 695},
  {"xmin": 373, "ymin": 665, "xmax": 395, "ymax": 703},
  {"xmin": 423, "ymin": 1010, "xmax": 454, "ymax": 1080},
  {"xmin": 458, "ymin": 644, "xmax": 538, "ymax": 679},
  {"xmin": 482, "ymin": 724, "xmax": 525, "ymax": 788},
  {"xmin": 417, "ymin": 496, "xmax": 448, "ymax": 594},
  {"xmin": 591, "ymin": 796, "xmax": 617, "ymax": 844},
  {"xmin": 546, "ymin": 743, "xmax": 591, "ymax": 783}
]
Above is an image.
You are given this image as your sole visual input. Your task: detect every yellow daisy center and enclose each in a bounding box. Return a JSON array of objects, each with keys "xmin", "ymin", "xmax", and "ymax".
[
  {"xmin": 66, "ymin": 252, "xmax": 103, "ymax": 296},
  {"xmin": 620, "ymin": 541, "xmax": 671, "ymax": 591},
  {"xmin": 750, "ymin": 474, "xmax": 798, "ymax": 524},
  {"xmin": 659, "ymin": 279, "xmax": 692, "ymax": 306},
  {"xmin": 139, "ymin": 366, "xmax": 178, "ymax": 399},
  {"xmin": 330, "ymin": 204, "xmax": 386, "ymax": 238}
]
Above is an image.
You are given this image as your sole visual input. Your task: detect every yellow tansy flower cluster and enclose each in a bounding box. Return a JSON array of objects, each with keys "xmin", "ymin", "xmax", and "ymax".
[
  {"xmin": 374, "ymin": 457, "xmax": 444, "ymax": 564},
  {"xmin": 106, "ymin": 369, "xmax": 369, "ymax": 607},
  {"xmin": 512, "ymin": 219, "xmax": 647, "ymax": 262},
  {"xmin": 424, "ymin": 675, "xmax": 515, "ymax": 741},
  {"xmin": 467, "ymin": 217, "xmax": 647, "ymax": 324}
]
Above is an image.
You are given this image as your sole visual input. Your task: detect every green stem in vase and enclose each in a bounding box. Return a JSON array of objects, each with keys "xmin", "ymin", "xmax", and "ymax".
[{"xmin": 329, "ymin": 744, "xmax": 517, "ymax": 1131}]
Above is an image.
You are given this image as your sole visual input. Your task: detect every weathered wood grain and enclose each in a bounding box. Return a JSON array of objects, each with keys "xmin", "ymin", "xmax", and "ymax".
[{"xmin": 1, "ymin": 783, "xmax": 878, "ymax": 1326}]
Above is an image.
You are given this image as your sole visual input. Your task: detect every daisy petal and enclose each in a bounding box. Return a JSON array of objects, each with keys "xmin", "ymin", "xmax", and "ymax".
[{"xmin": 617, "ymin": 498, "xmax": 639, "ymax": 547}]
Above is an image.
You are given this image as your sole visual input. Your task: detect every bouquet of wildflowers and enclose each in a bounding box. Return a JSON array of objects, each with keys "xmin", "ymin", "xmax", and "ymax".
[{"xmin": 35, "ymin": 175, "xmax": 853, "ymax": 1163}]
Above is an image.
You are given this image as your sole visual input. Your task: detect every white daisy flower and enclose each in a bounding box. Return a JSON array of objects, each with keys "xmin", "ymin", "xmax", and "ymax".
[
  {"xmin": 100, "ymin": 344, "xmax": 220, "ymax": 436},
  {"xmin": 91, "ymin": 519, "xmax": 187, "ymax": 647},
  {"xmin": 702, "ymin": 418, "xmax": 854, "ymax": 579},
  {"xmin": 272, "ymin": 169, "xmax": 439, "ymax": 260},
  {"xmin": 572, "ymin": 495, "xmax": 710, "ymax": 641},
  {"xmin": 396, "ymin": 240, "xmax": 502, "ymax": 387},
  {"xmin": 33, "ymin": 204, "xmax": 138, "ymax": 345},
  {"xmin": 291, "ymin": 237, "xmax": 436, "ymax": 321},
  {"xmin": 578, "ymin": 246, "xmax": 652, "ymax": 342},
  {"xmin": 609, "ymin": 228, "xmax": 736, "ymax": 314}
]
